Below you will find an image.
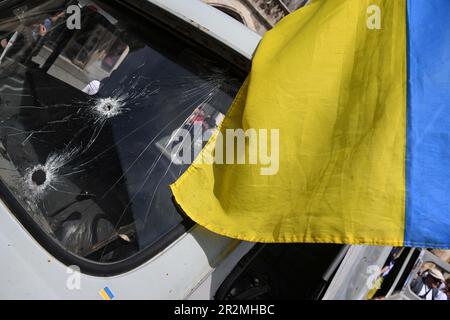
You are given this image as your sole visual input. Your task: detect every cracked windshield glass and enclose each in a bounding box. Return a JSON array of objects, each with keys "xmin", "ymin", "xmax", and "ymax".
[{"xmin": 0, "ymin": 0, "xmax": 243, "ymax": 262}]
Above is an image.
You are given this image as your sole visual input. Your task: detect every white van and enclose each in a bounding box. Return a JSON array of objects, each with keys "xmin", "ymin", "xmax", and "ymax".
[{"xmin": 0, "ymin": 0, "xmax": 410, "ymax": 301}]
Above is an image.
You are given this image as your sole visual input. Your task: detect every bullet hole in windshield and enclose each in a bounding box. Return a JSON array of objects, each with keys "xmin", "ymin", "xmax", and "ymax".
[{"xmin": 31, "ymin": 169, "xmax": 46, "ymax": 186}]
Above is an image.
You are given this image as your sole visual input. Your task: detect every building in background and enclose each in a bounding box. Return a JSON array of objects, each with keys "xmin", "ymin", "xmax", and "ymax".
[{"xmin": 202, "ymin": 0, "xmax": 309, "ymax": 35}]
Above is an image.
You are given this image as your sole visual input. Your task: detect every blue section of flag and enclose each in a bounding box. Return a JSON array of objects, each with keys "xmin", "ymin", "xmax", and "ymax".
[
  {"xmin": 103, "ymin": 286, "xmax": 115, "ymax": 300},
  {"xmin": 405, "ymin": 0, "xmax": 450, "ymax": 247}
]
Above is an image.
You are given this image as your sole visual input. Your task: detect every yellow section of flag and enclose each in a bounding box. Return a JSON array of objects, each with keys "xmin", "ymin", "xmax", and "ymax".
[{"xmin": 171, "ymin": 0, "xmax": 407, "ymax": 245}]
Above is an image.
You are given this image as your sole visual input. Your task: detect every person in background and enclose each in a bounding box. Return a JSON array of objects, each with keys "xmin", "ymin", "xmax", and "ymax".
[
  {"xmin": 31, "ymin": 11, "xmax": 65, "ymax": 42},
  {"xmin": 411, "ymin": 268, "xmax": 447, "ymax": 300},
  {"xmin": 366, "ymin": 247, "xmax": 403, "ymax": 299}
]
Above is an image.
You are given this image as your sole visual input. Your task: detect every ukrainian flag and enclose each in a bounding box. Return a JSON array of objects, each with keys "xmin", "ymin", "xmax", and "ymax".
[
  {"xmin": 99, "ymin": 287, "xmax": 115, "ymax": 300},
  {"xmin": 171, "ymin": 0, "xmax": 450, "ymax": 248}
]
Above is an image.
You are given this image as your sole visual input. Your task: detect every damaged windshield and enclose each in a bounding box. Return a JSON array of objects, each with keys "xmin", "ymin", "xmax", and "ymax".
[{"xmin": 0, "ymin": 0, "xmax": 242, "ymax": 263}]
